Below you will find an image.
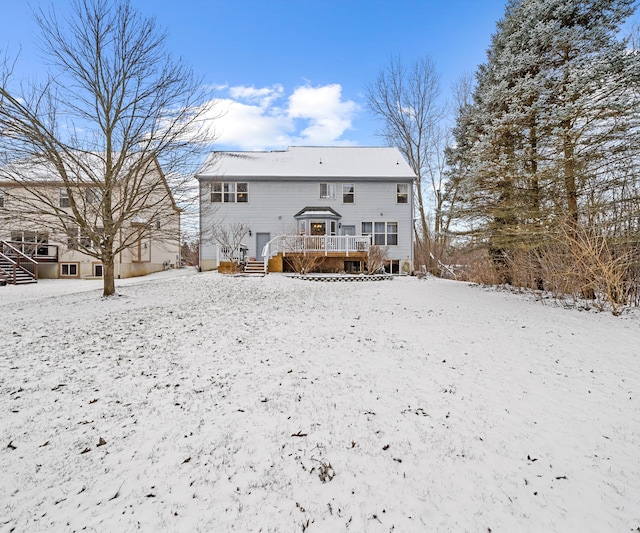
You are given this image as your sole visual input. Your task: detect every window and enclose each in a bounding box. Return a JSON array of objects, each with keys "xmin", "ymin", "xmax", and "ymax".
[
  {"xmin": 310, "ymin": 222, "xmax": 326, "ymax": 236},
  {"xmin": 86, "ymin": 187, "xmax": 102, "ymax": 205},
  {"xmin": 210, "ymin": 182, "xmax": 248, "ymax": 203},
  {"xmin": 11, "ymin": 230, "xmax": 35, "ymax": 243},
  {"xmin": 66, "ymin": 224, "xmax": 79, "ymax": 250},
  {"xmin": 362, "ymin": 221, "xmax": 398, "ymax": 246},
  {"xmin": 8, "ymin": 230, "xmax": 48, "ymax": 255},
  {"xmin": 237, "ymin": 182, "xmax": 248, "ymax": 202},
  {"xmin": 342, "ymin": 183, "xmax": 354, "ymax": 203},
  {"xmin": 79, "ymin": 229, "xmax": 92, "ymax": 249},
  {"xmin": 374, "ymin": 222, "xmax": 386, "ymax": 245},
  {"xmin": 60, "ymin": 263, "xmax": 78, "ymax": 277},
  {"xmin": 384, "ymin": 260, "xmax": 400, "ymax": 274},
  {"xmin": 386, "ymin": 222, "xmax": 398, "ymax": 245},
  {"xmin": 211, "ymin": 182, "xmax": 222, "ymax": 202},
  {"xmin": 67, "ymin": 225, "xmax": 94, "ymax": 250},
  {"xmin": 397, "ymin": 183, "xmax": 409, "ymax": 204},
  {"xmin": 223, "ymin": 183, "xmax": 235, "ymax": 203},
  {"xmin": 0, "ymin": 189, "xmax": 4, "ymax": 208},
  {"xmin": 60, "ymin": 188, "xmax": 71, "ymax": 208},
  {"xmin": 320, "ymin": 183, "xmax": 336, "ymax": 199}
]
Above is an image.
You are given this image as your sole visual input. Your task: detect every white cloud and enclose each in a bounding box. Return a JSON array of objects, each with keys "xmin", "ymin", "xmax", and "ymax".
[
  {"xmin": 288, "ymin": 84, "xmax": 359, "ymax": 145},
  {"xmin": 208, "ymin": 83, "xmax": 360, "ymax": 150},
  {"xmin": 228, "ymin": 84, "xmax": 284, "ymax": 109}
]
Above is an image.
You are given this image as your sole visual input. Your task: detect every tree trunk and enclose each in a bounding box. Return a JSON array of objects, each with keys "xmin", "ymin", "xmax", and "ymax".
[
  {"xmin": 563, "ymin": 133, "xmax": 579, "ymax": 231},
  {"xmin": 102, "ymin": 250, "xmax": 116, "ymax": 297}
]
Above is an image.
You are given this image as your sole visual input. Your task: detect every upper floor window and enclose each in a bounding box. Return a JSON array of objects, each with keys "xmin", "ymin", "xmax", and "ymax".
[
  {"xmin": 66, "ymin": 224, "xmax": 79, "ymax": 249},
  {"xmin": 397, "ymin": 183, "xmax": 409, "ymax": 204},
  {"xmin": 60, "ymin": 188, "xmax": 71, "ymax": 208},
  {"xmin": 86, "ymin": 187, "xmax": 102, "ymax": 205},
  {"xmin": 342, "ymin": 183, "xmax": 354, "ymax": 204},
  {"xmin": 0, "ymin": 188, "xmax": 4, "ymax": 208},
  {"xmin": 362, "ymin": 221, "xmax": 398, "ymax": 246},
  {"xmin": 320, "ymin": 183, "xmax": 336, "ymax": 199},
  {"xmin": 211, "ymin": 182, "xmax": 248, "ymax": 203},
  {"xmin": 66, "ymin": 224, "xmax": 94, "ymax": 250}
]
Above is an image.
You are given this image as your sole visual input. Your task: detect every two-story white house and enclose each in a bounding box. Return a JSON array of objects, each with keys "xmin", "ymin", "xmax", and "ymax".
[{"xmin": 197, "ymin": 146, "xmax": 416, "ymax": 274}]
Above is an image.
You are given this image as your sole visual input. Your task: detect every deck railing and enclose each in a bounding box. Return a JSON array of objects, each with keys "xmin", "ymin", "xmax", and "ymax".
[
  {"xmin": 261, "ymin": 234, "xmax": 371, "ymax": 273},
  {"xmin": 5, "ymin": 240, "xmax": 58, "ymax": 262}
]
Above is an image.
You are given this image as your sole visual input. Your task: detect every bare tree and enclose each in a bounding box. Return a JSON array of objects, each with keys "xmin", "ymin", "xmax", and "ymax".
[
  {"xmin": 366, "ymin": 55, "xmax": 447, "ymax": 271},
  {"xmin": 366, "ymin": 245, "xmax": 389, "ymax": 275},
  {"xmin": 288, "ymin": 253, "xmax": 323, "ymax": 275},
  {"xmin": 211, "ymin": 222, "xmax": 250, "ymax": 267},
  {"xmin": 0, "ymin": 0, "xmax": 215, "ymax": 296}
]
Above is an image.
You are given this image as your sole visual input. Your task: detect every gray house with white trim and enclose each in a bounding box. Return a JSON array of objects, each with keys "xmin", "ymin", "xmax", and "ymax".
[{"xmin": 197, "ymin": 146, "xmax": 416, "ymax": 274}]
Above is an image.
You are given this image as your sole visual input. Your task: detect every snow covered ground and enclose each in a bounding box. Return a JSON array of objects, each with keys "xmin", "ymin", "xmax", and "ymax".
[{"xmin": 1, "ymin": 269, "xmax": 639, "ymax": 532}]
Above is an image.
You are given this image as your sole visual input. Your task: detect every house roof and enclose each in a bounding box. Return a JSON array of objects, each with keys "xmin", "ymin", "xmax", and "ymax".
[
  {"xmin": 0, "ymin": 152, "xmax": 181, "ymax": 212},
  {"xmin": 294, "ymin": 206, "xmax": 342, "ymax": 218},
  {"xmin": 196, "ymin": 146, "xmax": 416, "ymax": 181}
]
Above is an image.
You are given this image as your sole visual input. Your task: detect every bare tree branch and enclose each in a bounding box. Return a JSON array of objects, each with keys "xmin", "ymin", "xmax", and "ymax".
[{"xmin": 0, "ymin": 0, "xmax": 216, "ymax": 295}]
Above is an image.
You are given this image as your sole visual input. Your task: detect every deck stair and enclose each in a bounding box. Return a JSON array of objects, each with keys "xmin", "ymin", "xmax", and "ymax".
[
  {"xmin": 0, "ymin": 241, "xmax": 39, "ymax": 284},
  {"xmin": 244, "ymin": 260, "xmax": 266, "ymax": 275}
]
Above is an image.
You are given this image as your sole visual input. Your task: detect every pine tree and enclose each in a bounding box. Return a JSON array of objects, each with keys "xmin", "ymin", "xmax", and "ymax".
[{"xmin": 448, "ymin": 0, "xmax": 640, "ymax": 291}]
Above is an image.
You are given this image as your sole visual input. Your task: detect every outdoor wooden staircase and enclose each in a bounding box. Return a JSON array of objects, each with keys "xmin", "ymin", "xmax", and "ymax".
[
  {"xmin": 0, "ymin": 241, "xmax": 39, "ymax": 284},
  {"xmin": 244, "ymin": 260, "xmax": 266, "ymax": 275}
]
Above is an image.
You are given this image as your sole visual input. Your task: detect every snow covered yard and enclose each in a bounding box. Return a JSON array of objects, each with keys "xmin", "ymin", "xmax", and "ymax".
[{"xmin": 1, "ymin": 270, "xmax": 639, "ymax": 532}]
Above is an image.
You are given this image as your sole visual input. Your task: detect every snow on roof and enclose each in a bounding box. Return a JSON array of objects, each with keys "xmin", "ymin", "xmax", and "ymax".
[
  {"xmin": 294, "ymin": 206, "xmax": 342, "ymax": 218},
  {"xmin": 196, "ymin": 146, "xmax": 416, "ymax": 180},
  {"xmin": 0, "ymin": 152, "xmax": 153, "ymax": 184}
]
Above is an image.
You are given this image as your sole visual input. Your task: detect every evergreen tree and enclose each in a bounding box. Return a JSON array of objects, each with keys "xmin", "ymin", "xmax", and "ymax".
[{"xmin": 448, "ymin": 0, "xmax": 640, "ymax": 290}]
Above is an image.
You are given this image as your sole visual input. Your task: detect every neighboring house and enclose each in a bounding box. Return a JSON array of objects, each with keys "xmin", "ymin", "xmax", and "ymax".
[
  {"xmin": 197, "ymin": 146, "xmax": 416, "ymax": 274},
  {"xmin": 0, "ymin": 155, "xmax": 181, "ymax": 284}
]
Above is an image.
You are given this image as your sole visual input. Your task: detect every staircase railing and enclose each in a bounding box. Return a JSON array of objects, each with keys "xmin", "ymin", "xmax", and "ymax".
[{"xmin": 0, "ymin": 241, "xmax": 39, "ymax": 283}]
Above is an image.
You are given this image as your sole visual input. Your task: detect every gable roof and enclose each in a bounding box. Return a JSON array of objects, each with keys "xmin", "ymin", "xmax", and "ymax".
[{"xmin": 196, "ymin": 146, "xmax": 416, "ymax": 180}]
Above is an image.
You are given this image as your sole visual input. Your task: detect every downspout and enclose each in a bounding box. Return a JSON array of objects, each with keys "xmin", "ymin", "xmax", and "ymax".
[
  {"xmin": 410, "ymin": 178, "xmax": 415, "ymax": 273},
  {"xmin": 177, "ymin": 208, "xmax": 182, "ymax": 268},
  {"xmin": 117, "ymin": 227, "xmax": 121, "ymax": 279},
  {"xmin": 198, "ymin": 179, "xmax": 203, "ymax": 271}
]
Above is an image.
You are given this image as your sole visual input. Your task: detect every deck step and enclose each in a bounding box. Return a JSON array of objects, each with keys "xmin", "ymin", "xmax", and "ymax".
[
  {"xmin": 244, "ymin": 261, "xmax": 266, "ymax": 274},
  {"xmin": 0, "ymin": 257, "xmax": 39, "ymax": 284}
]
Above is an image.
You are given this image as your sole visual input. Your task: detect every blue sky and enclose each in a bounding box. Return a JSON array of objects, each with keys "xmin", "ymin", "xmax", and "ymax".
[{"xmin": 0, "ymin": 0, "xmax": 508, "ymax": 150}]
